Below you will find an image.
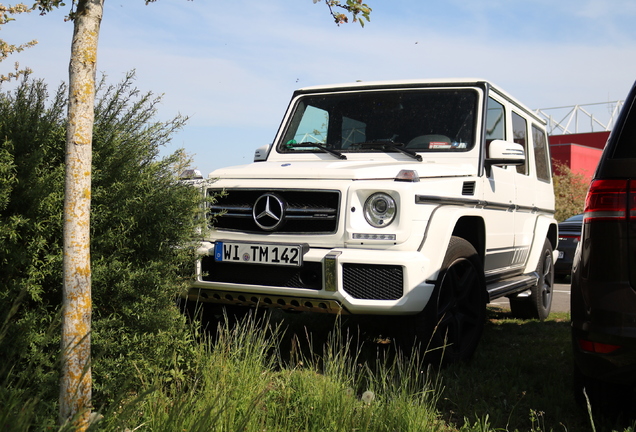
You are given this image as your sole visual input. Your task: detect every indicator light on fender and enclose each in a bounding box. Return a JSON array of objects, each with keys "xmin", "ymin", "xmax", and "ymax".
[{"xmin": 395, "ymin": 170, "xmax": 420, "ymax": 182}]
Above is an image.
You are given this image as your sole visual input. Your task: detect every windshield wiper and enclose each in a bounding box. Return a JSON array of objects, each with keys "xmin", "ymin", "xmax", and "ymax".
[
  {"xmin": 285, "ymin": 142, "xmax": 347, "ymax": 160},
  {"xmin": 354, "ymin": 141, "xmax": 423, "ymax": 162}
]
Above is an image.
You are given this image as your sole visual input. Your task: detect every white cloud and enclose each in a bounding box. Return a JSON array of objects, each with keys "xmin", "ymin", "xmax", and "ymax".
[{"xmin": 575, "ymin": 0, "xmax": 636, "ymax": 19}]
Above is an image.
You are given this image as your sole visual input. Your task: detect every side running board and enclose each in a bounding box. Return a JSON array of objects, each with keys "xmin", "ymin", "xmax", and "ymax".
[{"xmin": 486, "ymin": 272, "xmax": 539, "ymax": 302}]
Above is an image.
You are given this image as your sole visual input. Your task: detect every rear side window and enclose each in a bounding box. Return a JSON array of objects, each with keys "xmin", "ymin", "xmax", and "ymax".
[
  {"xmin": 611, "ymin": 103, "xmax": 636, "ymax": 159},
  {"xmin": 532, "ymin": 125, "xmax": 551, "ymax": 181}
]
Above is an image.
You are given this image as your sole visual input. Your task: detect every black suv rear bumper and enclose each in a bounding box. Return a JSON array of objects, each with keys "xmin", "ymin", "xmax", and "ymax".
[
  {"xmin": 572, "ymin": 326, "xmax": 636, "ymax": 385},
  {"xmin": 571, "ymin": 278, "xmax": 636, "ymax": 385}
]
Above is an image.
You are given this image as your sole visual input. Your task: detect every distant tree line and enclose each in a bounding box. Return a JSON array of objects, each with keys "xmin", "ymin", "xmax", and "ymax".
[{"xmin": 552, "ymin": 160, "xmax": 589, "ymax": 222}]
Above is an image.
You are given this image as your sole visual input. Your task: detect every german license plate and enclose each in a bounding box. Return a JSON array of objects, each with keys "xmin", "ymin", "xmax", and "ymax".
[{"xmin": 214, "ymin": 241, "xmax": 303, "ymax": 267}]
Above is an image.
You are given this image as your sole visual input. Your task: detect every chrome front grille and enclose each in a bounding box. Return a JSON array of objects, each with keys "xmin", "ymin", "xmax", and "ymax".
[{"xmin": 208, "ymin": 189, "xmax": 340, "ymax": 234}]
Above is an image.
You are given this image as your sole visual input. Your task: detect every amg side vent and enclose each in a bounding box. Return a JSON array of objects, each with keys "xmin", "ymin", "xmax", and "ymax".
[
  {"xmin": 462, "ymin": 181, "xmax": 476, "ymax": 196},
  {"xmin": 208, "ymin": 189, "xmax": 340, "ymax": 234},
  {"xmin": 342, "ymin": 264, "xmax": 403, "ymax": 300}
]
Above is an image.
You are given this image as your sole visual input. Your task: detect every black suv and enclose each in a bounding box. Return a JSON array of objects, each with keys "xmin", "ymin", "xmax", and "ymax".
[{"xmin": 571, "ymin": 81, "xmax": 636, "ymax": 417}]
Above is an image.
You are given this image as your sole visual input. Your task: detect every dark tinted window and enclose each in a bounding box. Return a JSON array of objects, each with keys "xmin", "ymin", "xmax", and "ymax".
[
  {"xmin": 611, "ymin": 102, "xmax": 636, "ymax": 159},
  {"xmin": 532, "ymin": 125, "xmax": 551, "ymax": 181},
  {"xmin": 342, "ymin": 116, "xmax": 365, "ymax": 147},
  {"xmin": 280, "ymin": 89, "xmax": 478, "ymax": 153}
]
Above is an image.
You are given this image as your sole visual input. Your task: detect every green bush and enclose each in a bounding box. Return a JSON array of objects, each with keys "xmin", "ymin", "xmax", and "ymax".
[{"xmin": 0, "ymin": 73, "xmax": 205, "ymax": 413}]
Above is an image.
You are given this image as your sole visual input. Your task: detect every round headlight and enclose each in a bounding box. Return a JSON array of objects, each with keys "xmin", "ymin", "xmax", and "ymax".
[{"xmin": 363, "ymin": 192, "xmax": 396, "ymax": 228}]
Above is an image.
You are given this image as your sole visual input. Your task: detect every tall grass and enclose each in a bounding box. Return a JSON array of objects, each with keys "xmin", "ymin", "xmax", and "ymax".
[
  {"xmin": 93, "ymin": 310, "xmax": 445, "ymax": 431},
  {"xmin": 2, "ymin": 307, "xmax": 636, "ymax": 431}
]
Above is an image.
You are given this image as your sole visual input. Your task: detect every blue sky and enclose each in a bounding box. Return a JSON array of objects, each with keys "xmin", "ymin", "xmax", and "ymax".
[{"xmin": 3, "ymin": 0, "xmax": 636, "ymax": 177}]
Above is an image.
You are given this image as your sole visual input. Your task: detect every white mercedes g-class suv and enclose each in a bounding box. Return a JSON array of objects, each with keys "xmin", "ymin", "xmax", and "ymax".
[{"xmin": 188, "ymin": 79, "xmax": 558, "ymax": 362}]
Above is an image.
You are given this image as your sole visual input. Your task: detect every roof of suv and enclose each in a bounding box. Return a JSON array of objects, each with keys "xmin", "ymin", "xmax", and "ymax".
[{"xmin": 293, "ymin": 78, "xmax": 545, "ymax": 125}]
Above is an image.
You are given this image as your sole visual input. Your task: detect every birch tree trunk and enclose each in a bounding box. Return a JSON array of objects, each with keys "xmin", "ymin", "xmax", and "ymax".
[{"xmin": 59, "ymin": 0, "xmax": 104, "ymax": 429}]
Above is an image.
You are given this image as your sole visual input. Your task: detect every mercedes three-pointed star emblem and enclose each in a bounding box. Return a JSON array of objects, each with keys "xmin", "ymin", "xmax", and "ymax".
[{"xmin": 253, "ymin": 193, "xmax": 286, "ymax": 231}]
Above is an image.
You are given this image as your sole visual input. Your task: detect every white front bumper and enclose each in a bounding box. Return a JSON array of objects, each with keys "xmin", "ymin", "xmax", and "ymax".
[{"xmin": 191, "ymin": 242, "xmax": 434, "ymax": 315}]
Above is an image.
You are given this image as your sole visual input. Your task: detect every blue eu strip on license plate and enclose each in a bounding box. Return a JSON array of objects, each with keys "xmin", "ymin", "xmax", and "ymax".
[
  {"xmin": 214, "ymin": 242, "xmax": 224, "ymax": 261},
  {"xmin": 214, "ymin": 241, "xmax": 302, "ymax": 267}
]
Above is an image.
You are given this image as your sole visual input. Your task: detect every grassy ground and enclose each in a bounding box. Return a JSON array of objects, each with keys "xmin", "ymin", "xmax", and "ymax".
[
  {"xmin": 264, "ymin": 305, "xmax": 635, "ymax": 432},
  {"xmin": 3, "ymin": 304, "xmax": 636, "ymax": 431},
  {"xmin": 438, "ymin": 307, "xmax": 583, "ymax": 431}
]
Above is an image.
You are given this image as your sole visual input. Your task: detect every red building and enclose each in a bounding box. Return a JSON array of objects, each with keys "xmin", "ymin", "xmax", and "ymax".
[{"xmin": 549, "ymin": 131, "xmax": 608, "ymax": 183}]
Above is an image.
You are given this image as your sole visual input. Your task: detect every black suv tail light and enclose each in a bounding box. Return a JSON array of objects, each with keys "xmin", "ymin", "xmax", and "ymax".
[
  {"xmin": 581, "ymin": 178, "xmax": 635, "ymax": 282},
  {"xmin": 578, "ymin": 338, "xmax": 621, "ymax": 354},
  {"xmin": 583, "ymin": 179, "xmax": 632, "ymax": 223}
]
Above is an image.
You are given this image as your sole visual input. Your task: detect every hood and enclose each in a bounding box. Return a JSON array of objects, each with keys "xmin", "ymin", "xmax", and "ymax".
[{"xmin": 209, "ymin": 160, "xmax": 476, "ymax": 181}]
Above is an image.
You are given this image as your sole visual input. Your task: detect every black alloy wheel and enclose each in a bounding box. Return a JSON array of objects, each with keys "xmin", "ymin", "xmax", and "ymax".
[
  {"xmin": 510, "ymin": 238, "xmax": 554, "ymax": 320},
  {"xmin": 414, "ymin": 236, "xmax": 486, "ymax": 364}
]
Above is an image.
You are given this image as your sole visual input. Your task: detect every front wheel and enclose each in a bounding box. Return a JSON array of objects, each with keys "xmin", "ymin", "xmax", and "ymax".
[
  {"xmin": 509, "ymin": 238, "xmax": 554, "ymax": 320},
  {"xmin": 409, "ymin": 236, "xmax": 487, "ymax": 364}
]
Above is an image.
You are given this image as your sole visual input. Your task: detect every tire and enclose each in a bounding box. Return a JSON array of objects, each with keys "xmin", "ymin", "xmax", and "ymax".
[
  {"xmin": 410, "ymin": 236, "xmax": 486, "ymax": 364},
  {"xmin": 509, "ymin": 238, "xmax": 554, "ymax": 320}
]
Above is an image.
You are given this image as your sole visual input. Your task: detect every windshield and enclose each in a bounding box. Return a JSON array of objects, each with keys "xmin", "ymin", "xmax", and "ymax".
[{"xmin": 279, "ymin": 88, "xmax": 478, "ymax": 154}]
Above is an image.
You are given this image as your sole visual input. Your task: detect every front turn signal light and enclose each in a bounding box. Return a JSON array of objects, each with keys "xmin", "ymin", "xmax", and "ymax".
[{"xmin": 395, "ymin": 169, "xmax": 420, "ymax": 182}]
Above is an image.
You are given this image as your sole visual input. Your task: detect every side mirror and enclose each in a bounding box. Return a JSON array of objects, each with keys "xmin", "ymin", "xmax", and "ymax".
[
  {"xmin": 178, "ymin": 169, "xmax": 205, "ymax": 187},
  {"xmin": 254, "ymin": 144, "xmax": 272, "ymax": 162},
  {"xmin": 179, "ymin": 169, "xmax": 203, "ymax": 180},
  {"xmin": 485, "ymin": 140, "xmax": 525, "ymax": 167}
]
